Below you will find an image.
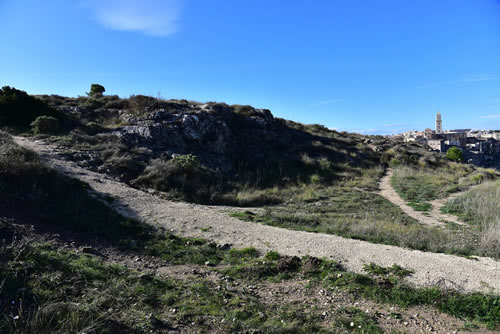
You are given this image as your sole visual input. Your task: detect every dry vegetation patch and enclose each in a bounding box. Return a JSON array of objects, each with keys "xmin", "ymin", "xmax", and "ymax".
[{"xmin": 443, "ymin": 180, "xmax": 500, "ymax": 258}]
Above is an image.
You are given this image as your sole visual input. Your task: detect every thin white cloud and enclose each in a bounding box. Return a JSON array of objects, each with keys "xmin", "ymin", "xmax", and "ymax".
[
  {"xmin": 344, "ymin": 128, "xmax": 379, "ymax": 135},
  {"xmin": 83, "ymin": 0, "xmax": 183, "ymax": 36},
  {"xmin": 345, "ymin": 123, "xmax": 414, "ymax": 135},
  {"xmin": 462, "ymin": 75, "xmax": 495, "ymax": 82},
  {"xmin": 417, "ymin": 74, "xmax": 495, "ymax": 89},
  {"xmin": 480, "ymin": 114, "xmax": 500, "ymax": 119}
]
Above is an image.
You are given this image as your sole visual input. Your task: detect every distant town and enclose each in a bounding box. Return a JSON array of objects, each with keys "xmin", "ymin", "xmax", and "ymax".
[{"xmin": 392, "ymin": 112, "xmax": 500, "ymax": 167}]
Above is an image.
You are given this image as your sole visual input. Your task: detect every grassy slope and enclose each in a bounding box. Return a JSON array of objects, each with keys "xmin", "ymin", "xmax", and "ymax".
[
  {"xmin": 4, "ymin": 90, "xmax": 499, "ymax": 258},
  {"xmin": 390, "ymin": 164, "xmax": 496, "ymax": 205},
  {"xmin": 2, "ymin": 219, "xmax": 499, "ymax": 333},
  {"xmin": 33, "ymin": 93, "xmax": 384, "ymax": 206},
  {"xmin": 232, "ymin": 175, "xmax": 499, "ymax": 259},
  {"xmin": 0, "ymin": 133, "xmax": 499, "ymax": 332}
]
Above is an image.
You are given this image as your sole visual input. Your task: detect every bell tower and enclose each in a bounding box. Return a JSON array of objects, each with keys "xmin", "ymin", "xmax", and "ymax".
[{"xmin": 436, "ymin": 111, "xmax": 442, "ymax": 134}]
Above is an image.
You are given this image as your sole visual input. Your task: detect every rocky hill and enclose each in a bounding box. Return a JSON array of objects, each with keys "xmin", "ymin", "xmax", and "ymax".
[
  {"xmin": 0, "ymin": 87, "xmax": 460, "ymax": 206},
  {"xmin": 1, "ymin": 87, "xmax": 499, "ymax": 333},
  {"xmin": 30, "ymin": 91, "xmax": 395, "ymax": 204}
]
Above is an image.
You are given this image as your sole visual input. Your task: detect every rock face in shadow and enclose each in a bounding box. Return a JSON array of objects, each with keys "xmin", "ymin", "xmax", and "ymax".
[
  {"xmin": 37, "ymin": 94, "xmax": 384, "ymax": 188},
  {"xmin": 112, "ymin": 103, "xmax": 289, "ymax": 173}
]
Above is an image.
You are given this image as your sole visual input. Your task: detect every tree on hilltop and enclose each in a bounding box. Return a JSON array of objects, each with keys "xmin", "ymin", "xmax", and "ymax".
[{"xmin": 87, "ymin": 84, "xmax": 105, "ymax": 98}]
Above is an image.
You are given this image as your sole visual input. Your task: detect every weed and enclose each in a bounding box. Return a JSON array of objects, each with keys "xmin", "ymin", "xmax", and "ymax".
[{"xmin": 407, "ymin": 201, "xmax": 432, "ymax": 212}]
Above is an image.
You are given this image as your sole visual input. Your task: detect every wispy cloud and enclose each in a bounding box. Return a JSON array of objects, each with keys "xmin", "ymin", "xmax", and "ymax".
[
  {"xmin": 345, "ymin": 128, "xmax": 379, "ymax": 135},
  {"xmin": 462, "ymin": 74, "xmax": 495, "ymax": 82},
  {"xmin": 480, "ymin": 114, "xmax": 500, "ymax": 119},
  {"xmin": 417, "ymin": 74, "xmax": 495, "ymax": 89},
  {"xmin": 318, "ymin": 98, "xmax": 343, "ymax": 105},
  {"xmin": 343, "ymin": 123, "xmax": 413, "ymax": 135},
  {"xmin": 83, "ymin": 0, "xmax": 183, "ymax": 37}
]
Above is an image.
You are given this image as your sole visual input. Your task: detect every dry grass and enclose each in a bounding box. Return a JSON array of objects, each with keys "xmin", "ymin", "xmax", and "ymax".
[
  {"xmin": 444, "ymin": 180, "xmax": 500, "ymax": 258},
  {"xmin": 391, "ymin": 163, "xmax": 474, "ymax": 202}
]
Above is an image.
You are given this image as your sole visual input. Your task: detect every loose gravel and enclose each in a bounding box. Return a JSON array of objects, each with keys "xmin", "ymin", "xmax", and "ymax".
[{"xmin": 14, "ymin": 136, "xmax": 500, "ymax": 294}]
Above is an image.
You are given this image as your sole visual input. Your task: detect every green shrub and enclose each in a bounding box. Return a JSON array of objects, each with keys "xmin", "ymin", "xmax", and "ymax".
[
  {"xmin": 172, "ymin": 154, "xmax": 200, "ymax": 169},
  {"xmin": 30, "ymin": 115, "xmax": 60, "ymax": 134},
  {"xmin": 446, "ymin": 147, "xmax": 464, "ymax": 162},
  {"xmin": 0, "ymin": 86, "xmax": 61, "ymax": 128},
  {"xmin": 87, "ymin": 83, "xmax": 105, "ymax": 97}
]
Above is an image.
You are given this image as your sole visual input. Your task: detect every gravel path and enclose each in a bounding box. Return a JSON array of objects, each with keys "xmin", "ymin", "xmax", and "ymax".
[
  {"xmin": 14, "ymin": 136, "xmax": 500, "ymax": 294},
  {"xmin": 378, "ymin": 169, "xmax": 466, "ymax": 226}
]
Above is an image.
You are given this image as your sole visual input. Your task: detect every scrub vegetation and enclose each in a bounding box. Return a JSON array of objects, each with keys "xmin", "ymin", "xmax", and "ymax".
[
  {"xmin": 1, "ymin": 88, "xmax": 499, "ymax": 332},
  {"xmin": 442, "ymin": 180, "xmax": 500, "ymax": 258}
]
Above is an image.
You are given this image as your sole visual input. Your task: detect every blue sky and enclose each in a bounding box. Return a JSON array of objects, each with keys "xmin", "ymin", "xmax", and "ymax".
[{"xmin": 1, "ymin": 0, "xmax": 500, "ymax": 134}]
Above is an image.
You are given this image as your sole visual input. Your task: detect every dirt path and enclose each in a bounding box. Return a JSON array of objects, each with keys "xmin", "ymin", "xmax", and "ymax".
[
  {"xmin": 14, "ymin": 136, "xmax": 500, "ymax": 294},
  {"xmin": 379, "ymin": 169, "xmax": 467, "ymax": 226}
]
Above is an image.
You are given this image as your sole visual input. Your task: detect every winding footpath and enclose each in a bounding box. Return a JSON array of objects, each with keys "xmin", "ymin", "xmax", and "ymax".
[
  {"xmin": 14, "ymin": 136, "xmax": 500, "ymax": 294},
  {"xmin": 378, "ymin": 169, "xmax": 467, "ymax": 226}
]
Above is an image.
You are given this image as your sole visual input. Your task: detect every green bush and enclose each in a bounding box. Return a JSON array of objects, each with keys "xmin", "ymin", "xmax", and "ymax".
[
  {"xmin": 0, "ymin": 86, "xmax": 61, "ymax": 128},
  {"xmin": 172, "ymin": 154, "xmax": 200, "ymax": 169},
  {"xmin": 30, "ymin": 115, "xmax": 60, "ymax": 134},
  {"xmin": 446, "ymin": 147, "xmax": 463, "ymax": 162},
  {"xmin": 87, "ymin": 83, "xmax": 105, "ymax": 97}
]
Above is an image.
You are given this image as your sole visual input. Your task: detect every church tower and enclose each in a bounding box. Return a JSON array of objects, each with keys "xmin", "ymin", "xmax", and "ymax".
[{"xmin": 436, "ymin": 111, "xmax": 442, "ymax": 134}]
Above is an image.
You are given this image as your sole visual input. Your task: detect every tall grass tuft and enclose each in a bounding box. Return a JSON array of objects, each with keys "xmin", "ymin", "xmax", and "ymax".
[{"xmin": 444, "ymin": 180, "xmax": 500, "ymax": 258}]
